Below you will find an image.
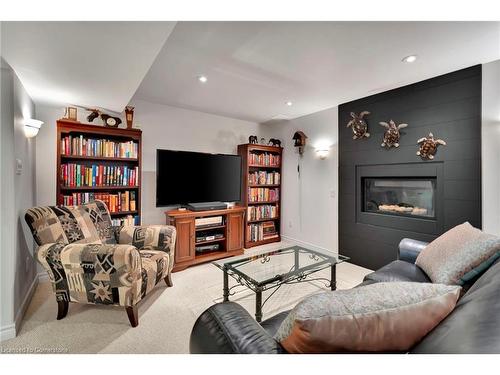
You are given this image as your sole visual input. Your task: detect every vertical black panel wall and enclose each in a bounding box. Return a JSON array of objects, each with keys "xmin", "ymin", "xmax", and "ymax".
[{"xmin": 338, "ymin": 66, "xmax": 482, "ymax": 270}]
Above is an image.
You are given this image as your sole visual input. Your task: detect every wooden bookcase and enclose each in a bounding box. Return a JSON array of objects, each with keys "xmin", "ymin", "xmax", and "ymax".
[
  {"xmin": 165, "ymin": 206, "xmax": 245, "ymax": 272},
  {"xmin": 56, "ymin": 120, "xmax": 142, "ymax": 225},
  {"xmin": 238, "ymin": 143, "xmax": 283, "ymax": 248}
]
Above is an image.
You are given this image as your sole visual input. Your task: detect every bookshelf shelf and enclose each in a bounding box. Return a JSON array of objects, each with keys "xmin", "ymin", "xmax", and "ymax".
[
  {"xmin": 57, "ymin": 120, "xmax": 142, "ymax": 226},
  {"xmin": 60, "ymin": 155, "xmax": 138, "ymax": 162},
  {"xmin": 60, "ymin": 185, "xmax": 140, "ymax": 191},
  {"xmin": 110, "ymin": 211, "xmax": 139, "ymax": 216},
  {"xmin": 238, "ymin": 143, "xmax": 282, "ymax": 248},
  {"xmin": 247, "ymin": 217, "xmax": 279, "ymax": 224}
]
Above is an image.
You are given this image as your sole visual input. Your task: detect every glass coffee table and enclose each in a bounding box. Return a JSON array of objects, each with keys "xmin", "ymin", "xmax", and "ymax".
[{"xmin": 213, "ymin": 245, "xmax": 349, "ymax": 322}]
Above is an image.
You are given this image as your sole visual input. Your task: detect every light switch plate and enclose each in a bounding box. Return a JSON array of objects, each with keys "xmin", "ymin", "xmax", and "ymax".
[{"xmin": 16, "ymin": 159, "xmax": 23, "ymax": 175}]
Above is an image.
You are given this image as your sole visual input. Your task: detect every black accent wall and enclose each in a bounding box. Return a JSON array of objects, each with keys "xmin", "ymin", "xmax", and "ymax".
[{"xmin": 338, "ymin": 66, "xmax": 482, "ymax": 270}]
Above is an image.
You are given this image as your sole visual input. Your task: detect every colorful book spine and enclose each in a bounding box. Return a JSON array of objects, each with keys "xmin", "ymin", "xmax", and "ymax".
[
  {"xmin": 247, "ymin": 204, "xmax": 278, "ymax": 221},
  {"xmin": 60, "ymin": 164, "xmax": 139, "ymax": 187},
  {"xmin": 247, "ymin": 188, "xmax": 279, "ymax": 202},
  {"xmin": 60, "ymin": 190, "xmax": 137, "ymax": 213},
  {"xmin": 249, "ymin": 152, "xmax": 280, "ymax": 166},
  {"xmin": 248, "ymin": 171, "xmax": 280, "ymax": 185},
  {"xmin": 60, "ymin": 136, "xmax": 138, "ymax": 159}
]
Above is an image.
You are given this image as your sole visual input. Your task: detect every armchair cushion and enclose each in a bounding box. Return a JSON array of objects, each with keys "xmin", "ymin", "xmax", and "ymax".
[
  {"xmin": 25, "ymin": 200, "xmax": 116, "ymax": 246},
  {"xmin": 59, "ymin": 243, "xmax": 143, "ymax": 306},
  {"xmin": 118, "ymin": 225, "xmax": 176, "ymax": 253}
]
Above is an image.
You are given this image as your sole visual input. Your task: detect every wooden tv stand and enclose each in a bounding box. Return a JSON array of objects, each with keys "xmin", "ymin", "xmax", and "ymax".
[{"xmin": 165, "ymin": 206, "xmax": 245, "ymax": 272}]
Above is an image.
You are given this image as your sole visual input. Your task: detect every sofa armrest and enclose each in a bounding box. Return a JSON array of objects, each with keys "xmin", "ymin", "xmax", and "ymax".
[
  {"xmin": 190, "ymin": 302, "xmax": 285, "ymax": 354},
  {"xmin": 398, "ymin": 238, "xmax": 429, "ymax": 264},
  {"xmin": 59, "ymin": 243, "xmax": 142, "ymax": 306},
  {"xmin": 118, "ymin": 225, "xmax": 176, "ymax": 272}
]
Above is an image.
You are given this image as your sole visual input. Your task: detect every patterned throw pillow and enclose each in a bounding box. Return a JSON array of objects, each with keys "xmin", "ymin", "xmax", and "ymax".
[
  {"xmin": 274, "ymin": 282, "xmax": 461, "ymax": 353},
  {"xmin": 415, "ymin": 222, "xmax": 500, "ymax": 285}
]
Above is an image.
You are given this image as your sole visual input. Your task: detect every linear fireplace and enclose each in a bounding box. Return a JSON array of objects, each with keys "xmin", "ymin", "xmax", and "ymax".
[
  {"xmin": 356, "ymin": 163, "xmax": 444, "ymax": 235},
  {"xmin": 363, "ymin": 177, "xmax": 436, "ymax": 219}
]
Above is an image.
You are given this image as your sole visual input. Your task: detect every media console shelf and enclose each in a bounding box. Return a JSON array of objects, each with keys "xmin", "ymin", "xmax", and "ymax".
[{"xmin": 165, "ymin": 206, "xmax": 245, "ymax": 272}]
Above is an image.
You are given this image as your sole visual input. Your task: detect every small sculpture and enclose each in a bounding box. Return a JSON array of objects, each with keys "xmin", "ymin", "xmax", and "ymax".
[
  {"xmin": 347, "ymin": 111, "xmax": 370, "ymax": 139},
  {"xmin": 125, "ymin": 106, "xmax": 135, "ymax": 129},
  {"xmin": 86, "ymin": 108, "xmax": 122, "ymax": 128},
  {"xmin": 86, "ymin": 108, "xmax": 101, "ymax": 122},
  {"xmin": 248, "ymin": 135, "xmax": 258, "ymax": 144},
  {"xmin": 268, "ymin": 138, "xmax": 281, "ymax": 147},
  {"xmin": 292, "ymin": 131, "xmax": 307, "ymax": 155},
  {"xmin": 260, "ymin": 137, "xmax": 266, "ymax": 145},
  {"xmin": 417, "ymin": 132, "xmax": 446, "ymax": 160},
  {"xmin": 379, "ymin": 120, "xmax": 408, "ymax": 148}
]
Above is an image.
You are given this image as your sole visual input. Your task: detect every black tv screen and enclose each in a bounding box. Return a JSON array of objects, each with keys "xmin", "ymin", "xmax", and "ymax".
[{"xmin": 156, "ymin": 149, "xmax": 242, "ymax": 206}]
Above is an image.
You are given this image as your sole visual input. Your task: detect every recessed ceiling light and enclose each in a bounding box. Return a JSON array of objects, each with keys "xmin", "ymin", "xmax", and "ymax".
[
  {"xmin": 402, "ymin": 55, "xmax": 418, "ymax": 63},
  {"xmin": 286, "ymin": 101, "xmax": 293, "ymax": 106},
  {"xmin": 198, "ymin": 75, "xmax": 208, "ymax": 83}
]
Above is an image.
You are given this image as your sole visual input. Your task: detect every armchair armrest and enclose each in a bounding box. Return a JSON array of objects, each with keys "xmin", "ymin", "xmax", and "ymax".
[
  {"xmin": 398, "ymin": 238, "xmax": 429, "ymax": 264},
  {"xmin": 190, "ymin": 302, "xmax": 285, "ymax": 354},
  {"xmin": 118, "ymin": 225, "xmax": 176, "ymax": 272},
  {"xmin": 36, "ymin": 242, "xmax": 70, "ymax": 302},
  {"xmin": 58, "ymin": 243, "xmax": 142, "ymax": 306}
]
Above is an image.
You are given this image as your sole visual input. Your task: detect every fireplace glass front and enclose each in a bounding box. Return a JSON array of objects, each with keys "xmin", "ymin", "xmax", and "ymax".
[{"xmin": 363, "ymin": 178, "xmax": 436, "ymax": 219}]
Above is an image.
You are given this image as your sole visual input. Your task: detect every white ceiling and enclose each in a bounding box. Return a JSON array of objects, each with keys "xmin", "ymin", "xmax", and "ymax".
[
  {"xmin": 134, "ymin": 21, "xmax": 500, "ymax": 123},
  {"xmin": 2, "ymin": 22, "xmax": 499, "ymax": 122},
  {"xmin": 1, "ymin": 21, "xmax": 176, "ymax": 112}
]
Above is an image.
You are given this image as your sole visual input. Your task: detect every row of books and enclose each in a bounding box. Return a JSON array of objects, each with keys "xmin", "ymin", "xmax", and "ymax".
[
  {"xmin": 249, "ymin": 152, "xmax": 280, "ymax": 166},
  {"xmin": 248, "ymin": 221, "xmax": 278, "ymax": 242},
  {"xmin": 248, "ymin": 171, "xmax": 280, "ymax": 185},
  {"xmin": 61, "ymin": 135, "xmax": 138, "ymax": 159},
  {"xmin": 111, "ymin": 215, "xmax": 140, "ymax": 227},
  {"xmin": 247, "ymin": 205, "xmax": 278, "ymax": 221},
  {"xmin": 248, "ymin": 188, "xmax": 279, "ymax": 203},
  {"xmin": 60, "ymin": 163, "xmax": 139, "ymax": 187},
  {"xmin": 61, "ymin": 191, "xmax": 137, "ymax": 213}
]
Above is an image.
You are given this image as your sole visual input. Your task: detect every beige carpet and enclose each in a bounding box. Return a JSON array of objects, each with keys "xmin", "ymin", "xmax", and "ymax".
[{"xmin": 0, "ymin": 241, "xmax": 371, "ymax": 354}]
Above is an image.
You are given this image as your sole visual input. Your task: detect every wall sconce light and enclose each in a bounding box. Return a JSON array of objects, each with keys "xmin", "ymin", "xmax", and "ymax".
[
  {"xmin": 316, "ymin": 148, "xmax": 330, "ymax": 159},
  {"xmin": 24, "ymin": 119, "xmax": 44, "ymax": 138}
]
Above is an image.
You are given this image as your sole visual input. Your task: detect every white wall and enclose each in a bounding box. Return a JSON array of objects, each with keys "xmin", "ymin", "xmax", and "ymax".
[
  {"xmin": 482, "ymin": 59, "xmax": 500, "ymax": 234},
  {"xmin": 261, "ymin": 107, "xmax": 339, "ymax": 253},
  {"xmin": 130, "ymin": 99, "xmax": 260, "ymax": 224},
  {"xmin": 35, "ymin": 100, "xmax": 260, "ymax": 225},
  {"xmin": 0, "ymin": 57, "xmax": 37, "ymax": 340}
]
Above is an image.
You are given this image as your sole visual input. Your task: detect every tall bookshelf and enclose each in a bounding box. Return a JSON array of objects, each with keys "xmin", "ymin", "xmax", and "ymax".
[
  {"xmin": 238, "ymin": 143, "xmax": 282, "ymax": 248},
  {"xmin": 56, "ymin": 120, "xmax": 142, "ymax": 226}
]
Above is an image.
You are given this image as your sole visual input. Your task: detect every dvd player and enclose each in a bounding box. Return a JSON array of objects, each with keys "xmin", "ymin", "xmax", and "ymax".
[{"xmin": 187, "ymin": 201, "xmax": 227, "ymax": 211}]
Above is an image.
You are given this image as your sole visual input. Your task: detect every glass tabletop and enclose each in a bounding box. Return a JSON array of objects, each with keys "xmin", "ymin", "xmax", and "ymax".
[{"xmin": 213, "ymin": 245, "xmax": 349, "ymax": 288}]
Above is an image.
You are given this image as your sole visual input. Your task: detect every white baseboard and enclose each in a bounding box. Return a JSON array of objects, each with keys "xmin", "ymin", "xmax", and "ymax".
[
  {"xmin": 281, "ymin": 235, "xmax": 338, "ymax": 255},
  {"xmin": 37, "ymin": 271, "xmax": 49, "ymax": 282},
  {"xmin": 15, "ymin": 275, "xmax": 39, "ymax": 333},
  {"xmin": 0, "ymin": 323, "xmax": 16, "ymax": 342},
  {"xmin": 1, "ymin": 273, "xmax": 40, "ymax": 342}
]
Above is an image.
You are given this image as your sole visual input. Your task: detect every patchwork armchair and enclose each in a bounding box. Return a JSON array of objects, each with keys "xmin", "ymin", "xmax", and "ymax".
[{"xmin": 25, "ymin": 200, "xmax": 176, "ymax": 327}]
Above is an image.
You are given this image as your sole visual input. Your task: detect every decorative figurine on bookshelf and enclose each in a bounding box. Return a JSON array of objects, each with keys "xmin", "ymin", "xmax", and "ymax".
[
  {"xmin": 293, "ymin": 131, "xmax": 307, "ymax": 155},
  {"xmin": 125, "ymin": 106, "xmax": 135, "ymax": 129},
  {"xmin": 268, "ymin": 138, "xmax": 281, "ymax": 147},
  {"xmin": 63, "ymin": 106, "xmax": 78, "ymax": 122},
  {"xmin": 85, "ymin": 108, "xmax": 122, "ymax": 128},
  {"xmin": 260, "ymin": 137, "xmax": 267, "ymax": 145},
  {"xmin": 249, "ymin": 135, "xmax": 258, "ymax": 144}
]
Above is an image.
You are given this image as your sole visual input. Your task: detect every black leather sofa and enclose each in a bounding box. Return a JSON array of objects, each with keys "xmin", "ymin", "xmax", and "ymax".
[{"xmin": 190, "ymin": 238, "xmax": 500, "ymax": 353}]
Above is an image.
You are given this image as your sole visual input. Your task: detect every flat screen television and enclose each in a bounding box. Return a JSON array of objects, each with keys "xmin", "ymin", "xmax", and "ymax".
[{"xmin": 156, "ymin": 149, "xmax": 242, "ymax": 206}]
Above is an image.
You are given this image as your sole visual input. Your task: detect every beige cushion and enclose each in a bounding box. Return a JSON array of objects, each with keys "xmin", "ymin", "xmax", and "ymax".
[
  {"xmin": 274, "ymin": 282, "xmax": 460, "ymax": 353},
  {"xmin": 415, "ymin": 222, "xmax": 500, "ymax": 285}
]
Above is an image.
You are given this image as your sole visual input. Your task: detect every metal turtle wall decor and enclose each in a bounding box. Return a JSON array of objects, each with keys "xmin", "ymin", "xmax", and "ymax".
[
  {"xmin": 379, "ymin": 120, "xmax": 408, "ymax": 148},
  {"xmin": 347, "ymin": 111, "xmax": 370, "ymax": 139},
  {"xmin": 417, "ymin": 132, "xmax": 446, "ymax": 160}
]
